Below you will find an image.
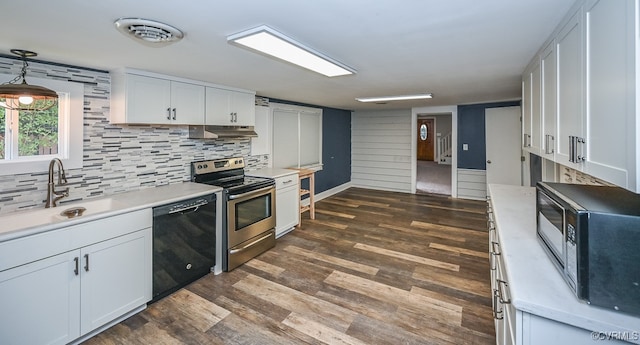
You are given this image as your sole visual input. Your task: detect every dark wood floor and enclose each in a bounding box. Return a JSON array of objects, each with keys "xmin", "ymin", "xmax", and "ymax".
[{"xmin": 83, "ymin": 187, "xmax": 494, "ymax": 345}]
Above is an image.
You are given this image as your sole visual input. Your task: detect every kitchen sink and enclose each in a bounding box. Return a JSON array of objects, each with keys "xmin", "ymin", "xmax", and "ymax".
[{"xmin": 0, "ymin": 197, "xmax": 127, "ymax": 237}]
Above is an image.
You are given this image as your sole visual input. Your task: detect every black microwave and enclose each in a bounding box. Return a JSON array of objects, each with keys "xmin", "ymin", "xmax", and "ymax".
[{"xmin": 536, "ymin": 182, "xmax": 640, "ymax": 317}]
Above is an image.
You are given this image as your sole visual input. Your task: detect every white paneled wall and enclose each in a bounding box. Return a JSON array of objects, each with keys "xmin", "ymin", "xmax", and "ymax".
[{"xmin": 351, "ymin": 110, "xmax": 412, "ymax": 192}]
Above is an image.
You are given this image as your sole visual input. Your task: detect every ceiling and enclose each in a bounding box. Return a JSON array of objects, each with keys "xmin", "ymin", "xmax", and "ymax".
[{"xmin": 0, "ymin": 0, "xmax": 575, "ymax": 111}]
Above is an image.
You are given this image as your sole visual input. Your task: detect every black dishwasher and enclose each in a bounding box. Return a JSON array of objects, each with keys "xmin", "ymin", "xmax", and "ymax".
[{"xmin": 152, "ymin": 193, "xmax": 215, "ymax": 302}]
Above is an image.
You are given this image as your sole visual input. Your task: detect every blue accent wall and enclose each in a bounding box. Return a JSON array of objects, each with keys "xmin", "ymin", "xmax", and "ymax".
[
  {"xmin": 457, "ymin": 101, "xmax": 521, "ymax": 170},
  {"xmin": 264, "ymin": 97, "xmax": 351, "ymax": 194}
]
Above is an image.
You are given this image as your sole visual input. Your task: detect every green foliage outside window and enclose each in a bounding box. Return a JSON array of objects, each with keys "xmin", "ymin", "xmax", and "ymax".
[
  {"xmin": 0, "ymin": 106, "xmax": 58, "ymax": 159},
  {"xmin": 18, "ymin": 109, "xmax": 58, "ymax": 156}
]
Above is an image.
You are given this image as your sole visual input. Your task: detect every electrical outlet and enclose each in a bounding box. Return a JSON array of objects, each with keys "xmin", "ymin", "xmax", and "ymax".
[{"xmin": 463, "ymin": 143, "xmax": 469, "ymax": 151}]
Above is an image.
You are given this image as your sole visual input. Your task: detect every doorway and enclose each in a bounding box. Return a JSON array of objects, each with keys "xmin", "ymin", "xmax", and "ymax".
[
  {"xmin": 416, "ymin": 114, "xmax": 452, "ymax": 195},
  {"xmin": 485, "ymin": 106, "xmax": 522, "ymax": 186},
  {"xmin": 417, "ymin": 118, "xmax": 434, "ymax": 161}
]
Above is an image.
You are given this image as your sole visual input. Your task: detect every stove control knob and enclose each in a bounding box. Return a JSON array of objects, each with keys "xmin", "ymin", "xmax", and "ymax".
[
  {"xmin": 197, "ymin": 165, "xmax": 203, "ymax": 169},
  {"xmin": 203, "ymin": 164, "xmax": 208, "ymax": 168}
]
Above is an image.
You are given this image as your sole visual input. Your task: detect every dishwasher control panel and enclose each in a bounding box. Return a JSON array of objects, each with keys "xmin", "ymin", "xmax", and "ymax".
[{"xmin": 168, "ymin": 198, "xmax": 210, "ymax": 214}]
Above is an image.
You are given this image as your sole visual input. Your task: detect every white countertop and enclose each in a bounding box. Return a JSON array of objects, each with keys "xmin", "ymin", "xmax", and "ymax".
[
  {"xmin": 246, "ymin": 168, "xmax": 299, "ymax": 179},
  {"xmin": 488, "ymin": 184, "xmax": 640, "ymax": 342},
  {"xmin": 0, "ymin": 182, "xmax": 222, "ymax": 243}
]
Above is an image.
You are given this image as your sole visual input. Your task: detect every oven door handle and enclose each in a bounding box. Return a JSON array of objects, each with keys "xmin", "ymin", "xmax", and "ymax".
[
  {"xmin": 229, "ymin": 232, "xmax": 273, "ymax": 254},
  {"xmin": 228, "ymin": 185, "xmax": 274, "ymax": 200}
]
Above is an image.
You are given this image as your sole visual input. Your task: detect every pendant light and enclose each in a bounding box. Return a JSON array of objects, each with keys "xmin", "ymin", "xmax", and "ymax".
[{"xmin": 0, "ymin": 49, "xmax": 58, "ymax": 111}]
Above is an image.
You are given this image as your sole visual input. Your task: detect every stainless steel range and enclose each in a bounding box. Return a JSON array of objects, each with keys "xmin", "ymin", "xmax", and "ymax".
[{"xmin": 191, "ymin": 157, "xmax": 276, "ymax": 271}]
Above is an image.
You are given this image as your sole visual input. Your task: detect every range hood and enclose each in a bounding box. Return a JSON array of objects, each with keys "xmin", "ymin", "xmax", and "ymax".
[{"xmin": 188, "ymin": 125, "xmax": 258, "ymax": 139}]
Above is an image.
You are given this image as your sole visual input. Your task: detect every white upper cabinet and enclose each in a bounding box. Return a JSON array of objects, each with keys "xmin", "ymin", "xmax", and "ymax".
[
  {"xmin": 205, "ymin": 87, "xmax": 256, "ymax": 126},
  {"xmin": 111, "ymin": 72, "xmax": 205, "ymax": 125},
  {"xmin": 522, "ymin": 67, "xmax": 532, "ymax": 150},
  {"xmin": 522, "ymin": 58, "xmax": 542, "ymax": 155},
  {"xmin": 556, "ymin": 9, "xmax": 584, "ymax": 169},
  {"xmin": 541, "ymin": 39, "xmax": 557, "ymax": 160},
  {"xmin": 583, "ymin": 0, "xmax": 635, "ymax": 189},
  {"xmin": 523, "ymin": 0, "xmax": 640, "ymax": 191}
]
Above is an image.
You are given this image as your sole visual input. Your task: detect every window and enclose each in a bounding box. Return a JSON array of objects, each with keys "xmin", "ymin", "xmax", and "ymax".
[
  {"xmin": 271, "ymin": 103, "xmax": 322, "ymax": 170},
  {"xmin": 0, "ymin": 75, "xmax": 84, "ymax": 175}
]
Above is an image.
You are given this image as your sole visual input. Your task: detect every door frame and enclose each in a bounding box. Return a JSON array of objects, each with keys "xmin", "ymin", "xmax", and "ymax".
[
  {"xmin": 417, "ymin": 116, "xmax": 437, "ymax": 162},
  {"xmin": 411, "ymin": 106, "xmax": 458, "ymax": 197}
]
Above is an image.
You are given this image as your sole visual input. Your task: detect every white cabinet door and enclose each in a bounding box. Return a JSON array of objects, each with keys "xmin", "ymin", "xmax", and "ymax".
[
  {"xmin": 126, "ymin": 74, "xmax": 172, "ymax": 124},
  {"xmin": 275, "ymin": 176, "xmax": 300, "ymax": 238},
  {"xmin": 170, "ymin": 81, "xmax": 205, "ymax": 125},
  {"xmin": 205, "ymin": 86, "xmax": 232, "ymax": 125},
  {"xmin": 231, "ymin": 91, "xmax": 256, "ymax": 126},
  {"xmin": 530, "ymin": 60, "xmax": 542, "ymax": 155},
  {"xmin": 80, "ymin": 228, "xmax": 151, "ymax": 334},
  {"xmin": 556, "ymin": 10, "xmax": 584, "ymax": 168},
  {"xmin": 0, "ymin": 251, "xmax": 81, "ymax": 345},
  {"xmin": 522, "ymin": 71, "xmax": 532, "ymax": 150},
  {"xmin": 205, "ymin": 87, "xmax": 255, "ymax": 126},
  {"xmin": 541, "ymin": 39, "xmax": 557, "ymax": 160},
  {"xmin": 583, "ymin": 0, "xmax": 635, "ymax": 189}
]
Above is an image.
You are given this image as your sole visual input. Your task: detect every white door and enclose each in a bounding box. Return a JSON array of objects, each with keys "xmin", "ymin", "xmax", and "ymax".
[{"xmin": 486, "ymin": 106, "xmax": 522, "ymax": 186}]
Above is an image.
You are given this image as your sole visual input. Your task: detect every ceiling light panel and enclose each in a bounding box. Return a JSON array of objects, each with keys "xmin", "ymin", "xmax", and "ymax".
[
  {"xmin": 228, "ymin": 25, "xmax": 355, "ymax": 77},
  {"xmin": 355, "ymin": 93, "xmax": 433, "ymax": 102}
]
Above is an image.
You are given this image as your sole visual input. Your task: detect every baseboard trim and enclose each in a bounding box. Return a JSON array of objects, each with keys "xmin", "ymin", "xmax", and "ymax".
[{"xmin": 301, "ymin": 181, "xmax": 352, "ymax": 206}]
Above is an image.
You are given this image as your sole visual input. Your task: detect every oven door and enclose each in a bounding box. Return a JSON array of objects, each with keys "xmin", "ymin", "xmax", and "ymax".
[{"xmin": 227, "ymin": 185, "xmax": 276, "ymax": 248}]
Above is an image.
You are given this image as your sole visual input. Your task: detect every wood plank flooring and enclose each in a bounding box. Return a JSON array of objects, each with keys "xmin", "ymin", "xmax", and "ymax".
[{"xmin": 83, "ymin": 187, "xmax": 493, "ymax": 345}]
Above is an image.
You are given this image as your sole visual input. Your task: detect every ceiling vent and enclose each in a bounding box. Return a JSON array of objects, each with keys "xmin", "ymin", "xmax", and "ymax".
[{"xmin": 114, "ymin": 18, "xmax": 184, "ymax": 47}]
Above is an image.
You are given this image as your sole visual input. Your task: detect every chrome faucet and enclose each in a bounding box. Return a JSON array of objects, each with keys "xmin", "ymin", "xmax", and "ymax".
[{"xmin": 45, "ymin": 158, "xmax": 69, "ymax": 208}]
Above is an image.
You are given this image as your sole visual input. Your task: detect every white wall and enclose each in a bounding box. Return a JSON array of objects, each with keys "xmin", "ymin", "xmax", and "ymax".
[{"xmin": 351, "ymin": 109, "xmax": 412, "ymax": 192}]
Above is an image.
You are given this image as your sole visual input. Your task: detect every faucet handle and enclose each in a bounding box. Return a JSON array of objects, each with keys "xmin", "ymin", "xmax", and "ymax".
[{"xmin": 55, "ymin": 187, "xmax": 70, "ymax": 197}]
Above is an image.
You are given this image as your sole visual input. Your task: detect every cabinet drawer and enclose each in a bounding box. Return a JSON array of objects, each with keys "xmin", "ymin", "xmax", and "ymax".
[
  {"xmin": 275, "ymin": 175, "xmax": 299, "ymax": 190},
  {"xmin": 0, "ymin": 209, "xmax": 151, "ymax": 272}
]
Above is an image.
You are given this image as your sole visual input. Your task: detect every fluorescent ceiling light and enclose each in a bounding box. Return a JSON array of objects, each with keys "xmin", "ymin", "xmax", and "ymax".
[
  {"xmin": 355, "ymin": 93, "xmax": 433, "ymax": 103},
  {"xmin": 227, "ymin": 25, "xmax": 355, "ymax": 77}
]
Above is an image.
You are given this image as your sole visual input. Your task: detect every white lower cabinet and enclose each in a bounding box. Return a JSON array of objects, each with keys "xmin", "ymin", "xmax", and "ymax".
[
  {"xmin": 275, "ymin": 173, "xmax": 299, "ymax": 238},
  {"xmin": 0, "ymin": 210, "xmax": 152, "ymax": 345},
  {"xmin": 0, "ymin": 251, "xmax": 80, "ymax": 345},
  {"xmin": 80, "ymin": 230, "xmax": 150, "ymax": 335},
  {"xmin": 487, "ymin": 192, "xmax": 631, "ymax": 345}
]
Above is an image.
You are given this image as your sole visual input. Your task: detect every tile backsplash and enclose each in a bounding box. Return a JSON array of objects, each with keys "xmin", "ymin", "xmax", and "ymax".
[
  {"xmin": 558, "ymin": 165, "xmax": 613, "ymax": 186},
  {"xmin": 0, "ymin": 57, "xmax": 268, "ymax": 215}
]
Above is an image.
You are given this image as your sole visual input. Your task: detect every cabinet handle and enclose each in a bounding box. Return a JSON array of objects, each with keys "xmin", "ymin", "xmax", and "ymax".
[
  {"xmin": 172, "ymin": 108, "xmax": 177, "ymax": 120},
  {"xmin": 490, "ymin": 241, "xmax": 500, "ymax": 271},
  {"xmin": 576, "ymin": 137, "xmax": 585, "ymax": 162},
  {"xmin": 283, "ymin": 179, "xmax": 293, "ymax": 184},
  {"xmin": 569, "ymin": 136, "xmax": 585, "ymax": 163},
  {"xmin": 84, "ymin": 254, "xmax": 89, "ymax": 272},
  {"xmin": 498, "ymin": 279, "xmax": 511, "ymax": 304},
  {"xmin": 545, "ymin": 134, "xmax": 555, "ymax": 154},
  {"xmin": 493, "ymin": 289, "xmax": 504, "ymax": 320},
  {"xmin": 74, "ymin": 257, "xmax": 79, "ymax": 276},
  {"xmin": 230, "ymin": 112, "xmax": 234, "ymax": 123},
  {"xmin": 167, "ymin": 107, "xmax": 171, "ymax": 120}
]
